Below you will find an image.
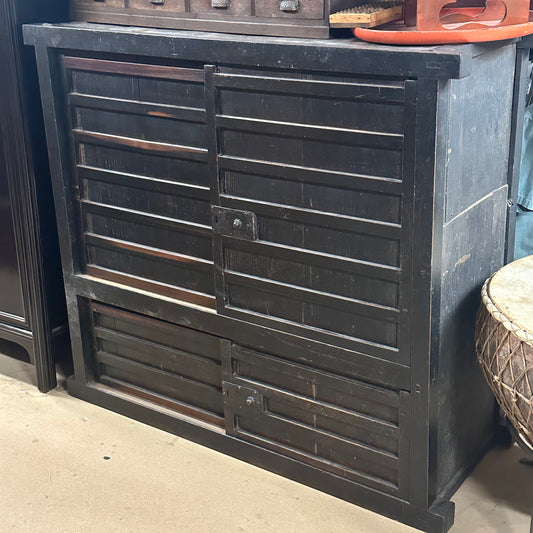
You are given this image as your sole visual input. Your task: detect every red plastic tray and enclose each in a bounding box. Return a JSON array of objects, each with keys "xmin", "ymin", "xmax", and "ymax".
[{"xmin": 353, "ymin": 9, "xmax": 533, "ymax": 44}]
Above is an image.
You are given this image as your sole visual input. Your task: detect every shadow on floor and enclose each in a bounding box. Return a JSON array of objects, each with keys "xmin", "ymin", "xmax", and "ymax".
[{"xmin": 463, "ymin": 443, "xmax": 533, "ymax": 516}]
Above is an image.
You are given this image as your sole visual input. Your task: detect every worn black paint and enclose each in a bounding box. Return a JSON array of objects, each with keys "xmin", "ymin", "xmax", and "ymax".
[{"xmin": 24, "ymin": 23, "xmax": 521, "ymax": 532}]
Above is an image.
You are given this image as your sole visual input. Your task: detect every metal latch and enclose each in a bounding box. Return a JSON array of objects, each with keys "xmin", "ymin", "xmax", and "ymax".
[
  {"xmin": 212, "ymin": 206, "xmax": 257, "ymax": 240},
  {"xmin": 223, "ymin": 382, "xmax": 263, "ymax": 414},
  {"xmin": 280, "ymin": 0, "xmax": 299, "ymax": 12}
]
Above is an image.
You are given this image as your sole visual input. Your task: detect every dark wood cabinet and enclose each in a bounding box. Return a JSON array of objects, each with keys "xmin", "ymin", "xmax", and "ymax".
[
  {"xmin": 0, "ymin": 0, "xmax": 69, "ymax": 392},
  {"xmin": 24, "ymin": 23, "xmax": 519, "ymax": 531}
]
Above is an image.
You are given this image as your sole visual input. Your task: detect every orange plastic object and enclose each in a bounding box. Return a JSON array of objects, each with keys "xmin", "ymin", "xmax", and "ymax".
[{"xmin": 353, "ymin": 7, "xmax": 533, "ymax": 44}]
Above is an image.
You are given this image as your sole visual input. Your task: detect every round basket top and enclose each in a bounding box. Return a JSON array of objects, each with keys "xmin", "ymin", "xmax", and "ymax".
[{"xmin": 488, "ymin": 255, "xmax": 533, "ymax": 335}]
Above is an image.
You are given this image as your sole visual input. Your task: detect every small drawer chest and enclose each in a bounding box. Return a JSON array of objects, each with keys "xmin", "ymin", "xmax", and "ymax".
[
  {"xmin": 24, "ymin": 23, "xmax": 521, "ymax": 532},
  {"xmin": 70, "ymin": 0, "xmax": 356, "ymax": 38}
]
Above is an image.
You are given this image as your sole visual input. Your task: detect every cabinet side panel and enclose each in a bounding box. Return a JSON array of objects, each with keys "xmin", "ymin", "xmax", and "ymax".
[
  {"xmin": 443, "ymin": 44, "xmax": 515, "ymax": 223},
  {"xmin": 434, "ymin": 46, "xmax": 516, "ymax": 498},
  {"xmin": 436, "ymin": 187, "xmax": 507, "ymax": 498}
]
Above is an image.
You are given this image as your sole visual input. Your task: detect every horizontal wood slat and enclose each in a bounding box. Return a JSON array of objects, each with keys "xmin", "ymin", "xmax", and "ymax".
[
  {"xmin": 86, "ymin": 265, "xmax": 216, "ymax": 309},
  {"xmin": 91, "ymin": 302, "xmax": 221, "ymax": 360},
  {"xmin": 232, "ymin": 375, "xmax": 400, "ymax": 439},
  {"xmin": 224, "ymin": 305, "xmax": 399, "ymax": 360},
  {"xmin": 217, "ymin": 116, "xmax": 403, "ymax": 150},
  {"xmin": 253, "ymin": 409, "xmax": 399, "ymax": 470},
  {"xmin": 232, "ymin": 344, "xmax": 401, "ymax": 408},
  {"xmin": 220, "ymin": 195, "xmax": 402, "ymax": 238},
  {"xmin": 94, "ymin": 325, "xmax": 222, "ymax": 387},
  {"xmin": 218, "ymin": 155, "xmax": 403, "ymax": 193},
  {"xmin": 213, "ymin": 73, "xmax": 405, "ymax": 103},
  {"xmin": 235, "ymin": 428, "xmax": 399, "ymax": 494},
  {"xmin": 99, "ymin": 376, "xmax": 225, "ymax": 428},
  {"xmin": 85, "ymin": 233, "xmax": 214, "ymax": 272},
  {"xmin": 70, "ymin": 93, "xmax": 207, "ymax": 123},
  {"xmin": 222, "ymin": 236, "xmax": 401, "ymax": 281},
  {"xmin": 82, "ymin": 200, "xmax": 212, "ymax": 235},
  {"xmin": 74, "ymin": 129, "xmax": 208, "ymax": 161},
  {"xmin": 64, "ymin": 56, "xmax": 205, "ymax": 82},
  {"xmin": 97, "ymin": 350, "xmax": 223, "ymax": 414},
  {"xmin": 78, "ymin": 165, "xmax": 210, "ymax": 199},
  {"xmin": 225, "ymin": 270, "xmax": 400, "ymax": 320}
]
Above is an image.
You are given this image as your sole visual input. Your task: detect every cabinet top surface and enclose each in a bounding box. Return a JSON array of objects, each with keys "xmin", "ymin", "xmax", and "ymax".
[{"xmin": 23, "ymin": 22, "xmax": 514, "ymax": 79}]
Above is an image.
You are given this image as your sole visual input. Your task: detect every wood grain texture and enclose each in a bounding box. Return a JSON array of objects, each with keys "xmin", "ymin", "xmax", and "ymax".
[{"xmin": 329, "ymin": 5, "xmax": 402, "ymax": 28}]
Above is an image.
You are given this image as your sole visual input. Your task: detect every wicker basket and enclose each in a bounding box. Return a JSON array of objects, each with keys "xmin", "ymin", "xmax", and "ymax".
[{"xmin": 476, "ymin": 276, "xmax": 533, "ymax": 445}]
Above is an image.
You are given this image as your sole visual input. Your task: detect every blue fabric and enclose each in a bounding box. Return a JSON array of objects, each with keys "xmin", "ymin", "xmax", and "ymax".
[
  {"xmin": 515, "ymin": 205, "xmax": 533, "ymax": 260},
  {"xmin": 515, "ymin": 105, "xmax": 533, "ymax": 259},
  {"xmin": 518, "ymin": 105, "xmax": 533, "ymax": 209}
]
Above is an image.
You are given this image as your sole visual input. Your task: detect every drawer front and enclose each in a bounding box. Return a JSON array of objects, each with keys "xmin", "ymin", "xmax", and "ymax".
[
  {"xmin": 75, "ymin": 0, "xmax": 125, "ymax": 8},
  {"xmin": 61, "ymin": 55, "xmax": 214, "ymax": 309},
  {"xmin": 255, "ymin": 0, "xmax": 323, "ymax": 19},
  {"xmin": 128, "ymin": 0, "xmax": 186, "ymax": 11},
  {"xmin": 210, "ymin": 69, "xmax": 413, "ymax": 365},
  {"xmin": 88, "ymin": 301, "xmax": 225, "ymax": 427},
  {"xmin": 190, "ymin": 0, "xmax": 251, "ymax": 16},
  {"xmin": 222, "ymin": 343, "xmax": 410, "ymax": 497}
]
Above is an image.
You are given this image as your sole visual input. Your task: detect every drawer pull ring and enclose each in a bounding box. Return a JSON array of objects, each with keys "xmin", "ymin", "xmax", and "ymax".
[
  {"xmin": 280, "ymin": 0, "xmax": 299, "ymax": 12},
  {"xmin": 211, "ymin": 0, "xmax": 230, "ymax": 7},
  {"xmin": 246, "ymin": 396, "xmax": 255, "ymax": 406},
  {"xmin": 233, "ymin": 218, "xmax": 243, "ymax": 229}
]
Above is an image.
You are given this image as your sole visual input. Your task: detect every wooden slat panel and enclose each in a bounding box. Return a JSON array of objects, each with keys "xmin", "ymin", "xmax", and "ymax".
[
  {"xmin": 224, "ymin": 270, "xmax": 400, "ymax": 320},
  {"xmin": 87, "ymin": 233, "xmax": 216, "ymax": 292},
  {"xmin": 232, "ymin": 344, "xmax": 400, "ymax": 409},
  {"xmin": 94, "ymin": 326, "xmax": 222, "ymax": 387},
  {"xmin": 100, "ymin": 376, "xmax": 224, "ymax": 428},
  {"xmin": 224, "ymin": 248, "xmax": 399, "ymax": 308},
  {"xmin": 92, "ymin": 302, "xmax": 221, "ymax": 360},
  {"xmin": 220, "ymin": 195, "xmax": 402, "ymax": 238},
  {"xmin": 82, "ymin": 200, "xmax": 212, "ymax": 235},
  {"xmin": 70, "ymin": 93, "xmax": 207, "ymax": 123},
  {"xmin": 88, "ymin": 214, "xmax": 213, "ymax": 262},
  {"xmin": 222, "ymin": 341, "xmax": 406, "ymax": 493},
  {"xmin": 98, "ymin": 350, "xmax": 223, "ymax": 414},
  {"xmin": 74, "ymin": 129, "xmax": 208, "ymax": 161},
  {"xmin": 213, "ymin": 73, "xmax": 405, "ymax": 103},
  {"xmin": 85, "ymin": 233, "xmax": 213, "ymax": 272},
  {"xmin": 234, "ymin": 428, "xmax": 398, "ymax": 495},
  {"xmin": 86, "ymin": 265, "xmax": 216, "ymax": 308},
  {"xmin": 222, "ymin": 236, "xmax": 401, "ymax": 281},
  {"xmin": 79, "ymin": 143, "xmax": 209, "ymax": 187},
  {"xmin": 232, "ymin": 376, "xmax": 399, "ymax": 439},
  {"xmin": 64, "ymin": 56, "xmax": 205, "ymax": 83},
  {"xmin": 218, "ymin": 155, "xmax": 403, "ymax": 193},
  {"xmin": 217, "ymin": 116, "xmax": 403, "ymax": 151},
  {"xmin": 78, "ymin": 165, "xmax": 210, "ymax": 199},
  {"xmin": 238, "ymin": 409, "xmax": 399, "ymax": 473}
]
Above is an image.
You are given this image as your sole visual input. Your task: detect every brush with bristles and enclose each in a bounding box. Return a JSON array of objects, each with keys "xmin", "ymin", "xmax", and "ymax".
[{"xmin": 329, "ymin": 0, "xmax": 403, "ymax": 28}]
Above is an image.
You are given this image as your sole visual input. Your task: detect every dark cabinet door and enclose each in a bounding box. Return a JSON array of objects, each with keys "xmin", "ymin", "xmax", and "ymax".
[
  {"xmin": 208, "ymin": 68, "xmax": 415, "ymax": 367},
  {"xmin": 0, "ymin": 0, "xmax": 69, "ymax": 391},
  {"xmin": 0, "ymin": 137, "xmax": 26, "ymax": 323}
]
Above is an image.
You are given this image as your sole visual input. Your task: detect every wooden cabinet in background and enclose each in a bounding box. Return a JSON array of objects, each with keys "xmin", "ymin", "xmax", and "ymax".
[{"xmin": 0, "ymin": 0, "xmax": 69, "ymax": 391}]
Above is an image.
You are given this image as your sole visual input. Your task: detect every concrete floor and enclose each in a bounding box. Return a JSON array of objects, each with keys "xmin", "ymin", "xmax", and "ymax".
[{"xmin": 0, "ymin": 353, "xmax": 531, "ymax": 533}]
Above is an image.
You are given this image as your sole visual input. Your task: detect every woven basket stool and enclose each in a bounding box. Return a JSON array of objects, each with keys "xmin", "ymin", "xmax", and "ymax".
[{"xmin": 475, "ymin": 254, "xmax": 533, "ymax": 532}]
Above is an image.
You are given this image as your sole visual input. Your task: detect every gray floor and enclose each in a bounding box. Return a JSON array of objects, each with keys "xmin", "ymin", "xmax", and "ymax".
[{"xmin": 0, "ymin": 353, "xmax": 531, "ymax": 533}]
